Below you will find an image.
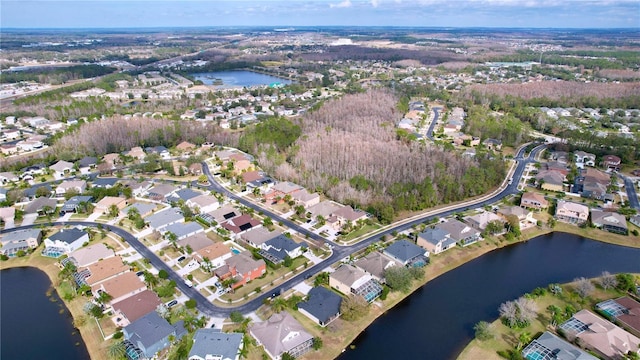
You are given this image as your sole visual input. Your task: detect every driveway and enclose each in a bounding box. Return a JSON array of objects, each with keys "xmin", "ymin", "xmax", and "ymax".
[{"xmin": 21, "ymin": 213, "xmax": 38, "ymax": 226}]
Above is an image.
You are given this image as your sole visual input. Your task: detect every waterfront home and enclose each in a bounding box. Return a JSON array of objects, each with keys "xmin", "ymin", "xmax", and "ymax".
[
  {"xmin": 220, "ymin": 214, "xmax": 261, "ymax": 237},
  {"xmin": 240, "ymin": 227, "xmax": 280, "ymax": 249},
  {"xmin": 520, "ymin": 192, "xmax": 549, "ymax": 210},
  {"xmin": 55, "ymin": 180, "xmax": 87, "ymax": 195},
  {"xmin": 330, "ymin": 264, "xmax": 383, "ymax": 303},
  {"xmin": 94, "ymin": 196, "xmax": 128, "ymax": 215},
  {"xmin": 43, "ymin": 228, "xmax": 88, "ymax": 257},
  {"xmin": 188, "ymin": 329, "xmax": 243, "ymax": 360},
  {"xmin": 24, "ymin": 197, "xmax": 58, "ymax": 215},
  {"xmin": 145, "ymin": 208, "xmax": 184, "ymax": 231},
  {"xmin": 186, "ymin": 194, "xmax": 220, "ymax": 213},
  {"xmin": 435, "ymin": 219, "xmax": 482, "ymax": 246},
  {"xmin": 464, "ymin": 211, "xmax": 505, "ymax": 232},
  {"xmin": 112, "ymin": 290, "xmax": 162, "ymax": 327},
  {"xmin": 178, "ymin": 233, "xmax": 214, "ymax": 252},
  {"xmin": 259, "ymin": 235, "xmax": 307, "ymax": 265},
  {"xmin": 163, "ymin": 221, "xmax": 204, "ymax": 240},
  {"xmin": 92, "ymin": 272, "xmax": 147, "ymax": 304},
  {"xmin": 297, "ymin": 286, "xmax": 342, "ymax": 327},
  {"xmin": 417, "ymin": 227, "xmax": 456, "ymax": 254},
  {"xmin": 121, "ymin": 202, "xmax": 156, "ymax": 218},
  {"xmin": 522, "ymin": 331, "xmax": 597, "ymax": 360},
  {"xmin": 79, "ymin": 256, "xmax": 129, "ymax": 287},
  {"xmin": 596, "ymin": 297, "xmax": 640, "ymax": 337},
  {"xmin": 383, "ymin": 239, "xmax": 429, "ymax": 267},
  {"xmin": 49, "ymin": 160, "xmax": 74, "ymax": 179},
  {"xmin": 497, "ymin": 206, "xmax": 536, "ymax": 230},
  {"xmin": 249, "ymin": 312, "xmax": 313, "ymax": 360},
  {"xmin": 214, "ymin": 251, "xmax": 266, "ymax": 289},
  {"xmin": 0, "ymin": 228, "xmax": 42, "ymax": 257},
  {"xmin": 559, "ymin": 309, "xmax": 640, "ymax": 359},
  {"xmin": 67, "ymin": 243, "xmax": 114, "ymax": 267},
  {"xmin": 555, "ymin": 200, "xmax": 589, "ymax": 225},
  {"xmin": 194, "ymin": 242, "xmax": 232, "ymax": 271},
  {"xmin": 630, "ymin": 214, "xmax": 640, "ymax": 228},
  {"xmin": 354, "ymin": 251, "xmax": 400, "ymax": 283},
  {"xmin": 590, "ymin": 210, "xmax": 628, "ymax": 234},
  {"xmin": 123, "ymin": 311, "xmax": 187, "ymax": 360}
]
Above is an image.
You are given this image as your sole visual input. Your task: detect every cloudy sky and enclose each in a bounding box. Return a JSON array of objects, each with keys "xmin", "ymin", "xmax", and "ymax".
[{"xmin": 1, "ymin": 0, "xmax": 638, "ymax": 29}]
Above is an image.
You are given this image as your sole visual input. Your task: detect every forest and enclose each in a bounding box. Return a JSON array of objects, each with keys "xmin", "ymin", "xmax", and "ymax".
[
  {"xmin": 244, "ymin": 90, "xmax": 506, "ymax": 223},
  {"xmin": 0, "ymin": 64, "xmax": 116, "ymax": 84}
]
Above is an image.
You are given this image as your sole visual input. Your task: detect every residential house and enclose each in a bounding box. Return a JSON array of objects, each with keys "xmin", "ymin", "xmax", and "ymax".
[
  {"xmin": 43, "ymin": 228, "xmax": 89, "ymax": 257},
  {"xmin": 0, "ymin": 172, "xmax": 19, "ymax": 184},
  {"xmin": 0, "ymin": 206, "xmax": 15, "ymax": 226},
  {"xmin": 145, "ymin": 146, "xmax": 170, "ymax": 160},
  {"xmin": 125, "ymin": 147, "xmax": 146, "ymax": 161},
  {"xmin": 175, "ymin": 141, "xmax": 196, "ymax": 153},
  {"xmin": 24, "ymin": 197, "xmax": 58, "ymax": 215},
  {"xmin": 249, "ymin": 312, "xmax": 314, "ymax": 360},
  {"xmin": 168, "ymin": 188, "xmax": 201, "ymax": 203},
  {"xmin": 417, "ymin": 227, "xmax": 457, "ymax": 254},
  {"xmin": 112, "ymin": 290, "xmax": 162, "ymax": 327},
  {"xmin": 297, "ymin": 287, "xmax": 343, "ymax": 327},
  {"xmin": 522, "ymin": 331, "xmax": 598, "ymax": 360},
  {"xmin": 145, "ymin": 208, "xmax": 184, "ymax": 231},
  {"xmin": 146, "ymin": 184, "xmax": 177, "ymax": 201},
  {"xmin": 102, "ymin": 153, "xmax": 120, "ymax": 168},
  {"xmin": 602, "ymin": 154, "xmax": 621, "ymax": 171},
  {"xmin": 520, "ymin": 192, "xmax": 549, "ymax": 210},
  {"xmin": 92, "ymin": 272, "xmax": 147, "ymax": 304},
  {"xmin": 59, "ymin": 195, "xmax": 94, "ymax": 215},
  {"xmin": 188, "ymin": 330, "xmax": 243, "ymax": 360},
  {"xmin": 1, "ymin": 144, "xmax": 18, "ymax": 155},
  {"xmin": 50, "ymin": 160, "xmax": 74, "ymax": 179},
  {"xmin": 92, "ymin": 177, "xmax": 119, "ymax": 189},
  {"xmin": 214, "ymin": 251, "xmax": 266, "ymax": 289},
  {"xmin": 264, "ymin": 182, "xmax": 303, "ymax": 204},
  {"xmin": 188, "ymin": 163, "xmax": 203, "ymax": 176},
  {"xmin": 483, "ymin": 138, "xmax": 502, "ymax": 150},
  {"xmin": 555, "ymin": 200, "xmax": 589, "ymax": 225},
  {"xmin": 307, "ymin": 201, "xmax": 342, "ymax": 221},
  {"xmin": 536, "ymin": 170, "xmax": 565, "ymax": 192},
  {"xmin": 194, "ymin": 242, "xmax": 232, "ymax": 271},
  {"xmin": 0, "ymin": 187, "xmax": 7, "ymax": 202},
  {"xmin": 228, "ymin": 153, "xmax": 252, "ymax": 175},
  {"xmin": 354, "ymin": 251, "xmax": 400, "ymax": 283},
  {"xmin": 435, "ymin": 219, "xmax": 482, "ymax": 246},
  {"xmin": 79, "ymin": 256, "xmax": 130, "ymax": 287},
  {"xmin": 630, "ymin": 214, "xmax": 640, "ymax": 228},
  {"xmin": 77, "ymin": 156, "xmax": 97, "ymax": 174},
  {"xmin": 241, "ymin": 170, "xmax": 265, "ymax": 184},
  {"xmin": 330, "ymin": 264, "xmax": 382, "ymax": 303},
  {"xmin": 186, "ymin": 194, "xmax": 220, "ymax": 214},
  {"xmin": 178, "ymin": 233, "xmax": 214, "ymax": 253},
  {"xmin": 55, "ymin": 180, "xmax": 87, "ymax": 196},
  {"xmin": 464, "ymin": 211, "xmax": 505, "ymax": 232},
  {"xmin": 220, "ymin": 214, "xmax": 261, "ymax": 237},
  {"xmin": 259, "ymin": 235, "xmax": 307, "ymax": 264},
  {"xmin": 574, "ymin": 151, "xmax": 596, "ymax": 169},
  {"xmin": 206, "ymin": 204, "xmax": 241, "ymax": 224},
  {"xmin": 577, "ymin": 168, "xmax": 611, "ymax": 200},
  {"xmin": 127, "ymin": 181, "xmax": 153, "ymax": 197},
  {"xmin": 329, "ymin": 206, "xmax": 368, "ymax": 230},
  {"xmin": 383, "ymin": 239, "xmax": 429, "ymax": 267},
  {"xmin": 123, "ymin": 311, "xmax": 187, "ymax": 360},
  {"xmin": 163, "ymin": 221, "xmax": 204, "ymax": 240},
  {"xmin": 590, "ymin": 210, "xmax": 628, "ymax": 235},
  {"xmin": 240, "ymin": 227, "xmax": 280, "ymax": 249},
  {"xmin": 95, "ymin": 196, "xmax": 128, "ymax": 215},
  {"xmin": 497, "ymin": 206, "xmax": 536, "ymax": 230},
  {"xmin": 121, "ymin": 202, "xmax": 156, "ymax": 218},
  {"xmin": 559, "ymin": 310, "xmax": 640, "ymax": 359},
  {"xmin": 67, "ymin": 243, "xmax": 114, "ymax": 267},
  {"xmin": 0, "ymin": 228, "xmax": 42, "ymax": 257},
  {"xmin": 596, "ymin": 297, "xmax": 640, "ymax": 338},
  {"xmin": 290, "ymin": 188, "xmax": 320, "ymax": 208}
]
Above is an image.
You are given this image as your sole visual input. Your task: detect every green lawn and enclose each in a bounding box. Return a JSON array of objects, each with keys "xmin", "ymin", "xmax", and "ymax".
[{"xmin": 342, "ymin": 223, "xmax": 382, "ymax": 241}]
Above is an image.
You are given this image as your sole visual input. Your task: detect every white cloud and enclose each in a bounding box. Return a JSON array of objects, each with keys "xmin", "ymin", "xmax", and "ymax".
[
  {"xmin": 371, "ymin": 0, "xmax": 380, "ymax": 7},
  {"xmin": 330, "ymin": 0, "xmax": 352, "ymax": 8}
]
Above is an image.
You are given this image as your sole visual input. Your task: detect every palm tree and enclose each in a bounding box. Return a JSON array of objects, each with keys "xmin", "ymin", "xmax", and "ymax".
[
  {"xmin": 517, "ymin": 332, "xmax": 532, "ymax": 350},
  {"xmin": 271, "ymin": 297, "xmax": 287, "ymax": 313},
  {"xmin": 107, "ymin": 341, "xmax": 126, "ymax": 360},
  {"xmin": 144, "ymin": 272, "xmax": 159, "ymax": 290}
]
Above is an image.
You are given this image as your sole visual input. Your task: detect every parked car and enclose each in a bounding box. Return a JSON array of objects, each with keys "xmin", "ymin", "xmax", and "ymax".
[
  {"xmin": 177, "ymin": 256, "xmax": 186, "ymax": 262},
  {"xmin": 167, "ymin": 300, "xmax": 178, "ymax": 308},
  {"xmin": 184, "ymin": 279, "xmax": 193, "ymax": 288}
]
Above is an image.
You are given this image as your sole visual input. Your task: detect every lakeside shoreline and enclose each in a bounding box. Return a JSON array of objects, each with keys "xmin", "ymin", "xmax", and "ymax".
[{"xmin": 1, "ymin": 223, "xmax": 638, "ymax": 360}]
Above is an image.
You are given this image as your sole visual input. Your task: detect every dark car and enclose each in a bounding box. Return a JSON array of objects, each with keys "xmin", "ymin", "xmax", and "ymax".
[
  {"xmin": 167, "ymin": 300, "xmax": 178, "ymax": 308},
  {"xmin": 177, "ymin": 256, "xmax": 186, "ymax": 262},
  {"xmin": 136, "ymin": 271, "xmax": 145, "ymax": 276}
]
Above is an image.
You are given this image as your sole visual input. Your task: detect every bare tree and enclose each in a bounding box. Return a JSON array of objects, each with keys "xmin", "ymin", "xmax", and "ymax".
[
  {"xmin": 574, "ymin": 277, "xmax": 595, "ymax": 298},
  {"xmin": 515, "ymin": 297, "xmax": 538, "ymax": 325},
  {"xmin": 499, "ymin": 300, "xmax": 518, "ymax": 327},
  {"xmin": 599, "ymin": 271, "xmax": 618, "ymax": 290}
]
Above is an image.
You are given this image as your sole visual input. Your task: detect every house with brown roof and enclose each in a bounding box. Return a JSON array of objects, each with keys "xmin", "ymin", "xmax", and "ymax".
[
  {"xmin": 559, "ymin": 309, "xmax": 640, "ymax": 359},
  {"xmin": 602, "ymin": 154, "xmax": 621, "ymax": 171},
  {"xmin": 307, "ymin": 201, "xmax": 342, "ymax": 221},
  {"xmin": 520, "ymin": 192, "xmax": 549, "ymax": 210},
  {"xmin": 112, "ymin": 290, "xmax": 162, "ymax": 327},
  {"xmin": 241, "ymin": 170, "xmax": 264, "ymax": 184},
  {"xmin": 228, "ymin": 153, "xmax": 252, "ymax": 175},
  {"xmin": 590, "ymin": 210, "xmax": 628, "ymax": 235},
  {"xmin": 497, "ymin": 206, "xmax": 536, "ymax": 229},
  {"xmin": 126, "ymin": 146, "xmax": 146, "ymax": 161},
  {"xmin": 596, "ymin": 297, "xmax": 640, "ymax": 338},
  {"xmin": 220, "ymin": 214, "xmax": 261, "ymax": 237},
  {"xmin": 176, "ymin": 141, "xmax": 196, "ymax": 153},
  {"xmin": 178, "ymin": 233, "xmax": 214, "ymax": 252},
  {"xmin": 214, "ymin": 251, "xmax": 266, "ymax": 289},
  {"xmin": 464, "ymin": 211, "xmax": 505, "ymax": 232},
  {"xmin": 102, "ymin": 153, "xmax": 120, "ymax": 168},
  {"xmin": 206, "ymin": 204, "xmax": 241, "ymax": 224},
  {"xmin": 94, "ymin": 196, "xmax": 128, "ymax": 215},
  {"xmin": 194, "ymin": 242, "xmax": 232, "ymax": 270},
  {"xmin": 240, "ymin": 227, "xmax": 280, "ymax": 248},
  {"xmin": 536, "ymin": 170, "xmax": 566, "ymax": 192},
  {"xmin": 330, "ymin": 264, "xmax": 382, "ymax": 303},
  {"xmin": 49, "ymin": 160, "xmax": 74, "ymax": 179},
  {"xmin": 68, "ymin": 243, "xmax": 114, "ymax": 267},
  {"xmin": 249, "ymin": 312, "xmax": 313, "ymax": 360},
  {"xmin": 332, "ymin": 206, "xmax": 368, "ymax": 227},
  {"xmin": 354, "ymin": 251, "xmax": 401, "ymax": 283},
  {"xmin": 92, "ymin": 272, "xmax": 147, "ymax": 305},
  {"xmin": 290, "ymin": 188, "xmax": 320, "ymax": 208},
  {"xmin": 555, "ymin": 200, "xmax": 589, "ymax": 225},
  {"xmin": 264, "ymin": 182, "xmax": 303, "ymax": 204},
  {"xmin": 188, "ymin": 163, "xmax": 203, "ymax": 176},
  {"xmin": 80, "ymin": 256, "xmax": 130, "ymax": 286}
]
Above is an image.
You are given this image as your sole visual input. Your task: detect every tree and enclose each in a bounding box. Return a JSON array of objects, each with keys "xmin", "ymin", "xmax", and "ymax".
[
  {"xmin": 616, "ymin": 273, "xmax": 636, "ymax": 292},
  {"xmin": 262, "ymin": 217, "xmax": 273, "ymax": 227},
  {"xmin": 384, "ymin": 266, "xmax": 413, "ymax": 293},
  {"xmin": 340, "ymin": 295, "xmax": 369, "ymax": 321},
  {"xmin": 312, "ymin": 337, "xmax": 323, "ymax": 350},
  {"xmin": 499, "ymin": 301, "xmax": 518, "ymax": 328},
  {"xmin": 158, "ymin": 269, "xmax": 169, "ymax": 279},
  {"xmin": 108, "ymin": 204, "xmax": 119, "ymax": 218},
  {"xmin": 282, "ymin": 353, "xmax": 295, "ymax": 360},
  {"xmin": 484, "ymin": 220, "xmax": 504, "ymax": 235},
  {"xmin": 271, "ymin": 297, "xmax": 287, "ymax": 313},
  {"xmin": 599, "ymin": 271, "xmax": 618, "ymax": 290},
  {"xmin": 230, "ymin": 311, "xmax": 244, "ymax": 323},
  {"xmin": 314, "ymin": 272, "xmax": 329, "ymax": 287},
  {"xmin": 574, "ymin": 277, "xmax": 595, "ymax": 298},
  {"xmin": 283, "ymin": 255, "xmax": 293, "ymax": 268},
  {"xmin": 517, "ymin": 332, "xmax": 532, "ymax": 351},
  {"xmin": 107, "ymin": 341, "xmax": 126, "ymax": 360},
  {"xmin": 185, "ymin": 299, "xmax": 197, "ymax": 309},
  {"xmin": 474, "ymin": 321, "xmax": 494, "ymax": 341}
]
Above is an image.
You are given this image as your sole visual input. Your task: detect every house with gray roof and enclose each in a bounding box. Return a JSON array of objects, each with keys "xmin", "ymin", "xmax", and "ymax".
[
  {"xmin": 147, "ymin": 184, "xmax": 177, "ymax": 201},
  {"xmin": 24, "ymin": 196, "xmax": 58, "ymax": 214},
  {"xmin": 383, "ymin": 239, "xmax": 428, "ymax": 267},
  {"xmin": 122, "ymin": 202, "xmax": 156, "ymax": 218},
  {"xmin": 167, "ymin": 188, "xmax": 202, "ymax": 203},
  {"xmin": 145, "ymin": 208, "xmax": 184, "ymax": 231},
  {"xmin": 297, "ymin": 287, "xmax": 343, "ymax": 327},
  {"xmin": 23, "ymin": 184, "xmax": 52, "ymax": 200},
  {"xmin": 631, "ymin": 214, "xmax": 640, "ymax": 228},
  {"xmin": 43, "ymin": 227, "xmax": 88, "ymax": 257},
  {"xmin": 330, "ymin": 264, "xmax": 382, "ymax": 303},
  {"xmin": 417, "ymin": 227, "xmax": 456, "ymax": 255},
  {"xmin": 435, "ymin": 219, "xmax": 481, "ymax": 246},
  {"xmin": 49, "ymin": 160, "xmax": 74, "ymax": 179},
  {"xmin": 249, "ymin": 312, "xmax": 313, "ymax": 360},
  {"xmin": 590, "ymin": 210, "xmax": 628, "ymax": 235},
  {"xmin": 92, "ymin": 177, "xmax": 119, "ymax": 189},
  {"xmin": 0, "ymin": 228, "xmax": 42, "ymax": 257},
  {"xmin": 0, "ymin": 187, "xmax": 7, "ymax": 202},
  {"xmin": 258, "ymin": 235, "xmax": 306, "ymax": 264},
  {"xmin": 123, "ymin": 311, "xmax": 186, "ymax": 359},
  {"xmin": 77, "ymin": 156, "xmax": 97, "ymax": 174},
  {"xmin": 240, "ymin": 227, "xmax": 280, "ymax": 248},
  {"xmin": 60, "ymin": 195, "xmax": 93, "ymax": 215},
  {"xmin": 354, "ymin": 251, "xmax": 400, "ymax": 283},
  {"xmin": 163, "ymin": 221, "xmax": 204, "ymax": 240},
  {"xmin": 188, "ymin": 329, "xmax": 243, "ymax": 360},
  {"xmin": 522, "ymin": 331, "xmax": 597, "ymax": 360}
]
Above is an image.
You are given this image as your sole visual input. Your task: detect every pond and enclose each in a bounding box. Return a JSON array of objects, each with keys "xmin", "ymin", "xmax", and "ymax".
[{"xmin": 191, "ymin": 70, "xmax": 292, "ymax": 88}]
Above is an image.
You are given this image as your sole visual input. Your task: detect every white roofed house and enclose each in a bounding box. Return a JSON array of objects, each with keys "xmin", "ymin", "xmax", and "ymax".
[
  {"xmin": 185, "ymin": 194, "xmax": 220, "ymax": 214},
  {"xmin": 49, "ymin": 160, "xmax": 74, "ymax": 179},
  {"xmin": 55, "ymin": 180, "xmax": 87, "ymax": 196},
  {"xmin": 249, "ymin": 312, "xmax": 314, "ymax": 360},
  {"xmin": 145, "ymin": 207, "xmax": 185, "ymax": 232}
]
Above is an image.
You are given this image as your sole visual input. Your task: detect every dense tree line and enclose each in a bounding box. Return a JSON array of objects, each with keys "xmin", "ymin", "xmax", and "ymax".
[
  {"xmin": 0, "ymin": 65, "xmax": 116, "ymax": 84},
  {"xmin": 300, "ymin": 46, "xmax": 457, "ymax": 65},
  {"xmin": 463, "ymin": 106, "xmax": 531, "ymax": 146},
  {"xmin": 238, "ymin": 117, "xmax": 301, "ymax": 153},
  {"xmin": 254, "ymin": 90, "xmax": 505, "ymax": 222},
  {"xmin": 490, "ymin": 50, "xmax": 639, "ymax": 69}
]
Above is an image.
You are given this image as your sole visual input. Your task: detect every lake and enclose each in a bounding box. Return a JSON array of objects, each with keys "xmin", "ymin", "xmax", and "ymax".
[
  {"xmin": 0, "ymin": 267, "xmax": 90, "ymax": 360},
  {"xmin": 337, "ymin": 232, "xmax": 640, "ymax": 360},
  {"xmin": 191, "ymin": 70, "xmax": 292, "ymax": 88}
]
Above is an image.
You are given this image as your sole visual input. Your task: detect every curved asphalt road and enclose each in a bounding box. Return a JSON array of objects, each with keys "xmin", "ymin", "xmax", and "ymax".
[{"xmin": 1, "ymin": 144, "xmax": 543, "ymax": 317}]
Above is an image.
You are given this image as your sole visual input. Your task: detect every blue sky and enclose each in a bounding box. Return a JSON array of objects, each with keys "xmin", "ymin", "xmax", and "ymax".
[{"xmin": 1, "ymin": 0, "xmax": 638, "ymax": 29}]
